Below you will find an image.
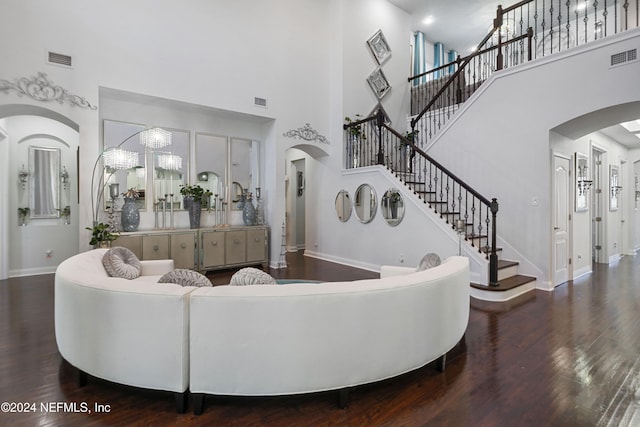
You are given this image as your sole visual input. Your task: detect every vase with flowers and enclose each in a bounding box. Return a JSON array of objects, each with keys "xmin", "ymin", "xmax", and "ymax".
[{"xmin": 180, "ymin": 184, "xmax": 212, "ymax": 229}]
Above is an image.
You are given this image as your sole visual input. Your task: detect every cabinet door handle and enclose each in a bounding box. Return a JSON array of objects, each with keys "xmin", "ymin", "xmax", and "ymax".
[
  {"xmin": 153, "ymin": 245, "xmax": 159, "ymax": 251},
  {"xmin": 211, "ymin": 241, "xmax": 217, "ymax": 246},
  {"xmin": 180, "ymin": 243, "xmax": 187, "ymax": 249},
  {"xmin": 234, "ymin": 239, "xmax": 240, "ymax": 244},
  {"xmin": 254, "ymin": 237, "xmax": 260, "ymax": 242}
]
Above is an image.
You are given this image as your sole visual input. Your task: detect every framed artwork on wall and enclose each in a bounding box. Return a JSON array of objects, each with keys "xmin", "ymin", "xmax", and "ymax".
[
  {"xmin": 367, "ymin": 68, "xmax": 391, "ymax": 100},
  {"xmin": 367, "ymin": 30, "xmax": 391, "ymax": 65},
  {"xmin": 609, "ymin": 164, "xmax": 621, "ymax": 211},
  {"xmin": 574, "ymin": 152, "xmax": 591, "ymax": 212}
]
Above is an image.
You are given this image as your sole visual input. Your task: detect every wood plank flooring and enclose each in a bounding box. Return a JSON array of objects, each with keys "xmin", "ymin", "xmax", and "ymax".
[{"xmin": 1, "ymin": 252, "xmax": 639, "ymax": 426}]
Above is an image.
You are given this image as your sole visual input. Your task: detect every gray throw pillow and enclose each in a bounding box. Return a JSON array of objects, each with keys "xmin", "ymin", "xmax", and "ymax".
[
  {"xmin": 229, "ymin": 267, "xmax": 276, "ymax": 285},
  {"xmin": 158, "ymin": 269, "xmax": 212, "ymax": 287},
  {"xmin": 417, "ymin": 253, "xmax": 441, "ymax": 271},
  {"xmin": 102, "ymin": 246, "xmax": 142, "ymax": 280}
]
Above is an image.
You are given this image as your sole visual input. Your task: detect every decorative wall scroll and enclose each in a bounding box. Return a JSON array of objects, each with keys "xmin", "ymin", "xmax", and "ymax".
[
  {"xmin": 367, "ymin": 30, "xmax": 391, "ymax": 65},
  {"xmin": 0, "ymin": 72, "xmax": 97, "ymax": 110},
  {"xmin": 609, "ymin": 165, "xmax": 621, "ymax": 211},
  {"xmin": 367, "ymin": 68, "xmax": 391, "ymax": 99},
  {"xmin": 283, "ymin": 123, "xmax": 329, "ymax": 145}
]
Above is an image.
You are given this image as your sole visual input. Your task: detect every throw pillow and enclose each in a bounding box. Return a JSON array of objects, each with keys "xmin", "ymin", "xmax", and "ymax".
[
  {"xmin": 102, "ymin": 246, "xmax": 142, "ymax": 280},
  {"xmin": 416, "ymin": 253, "xmax": 441, "ymax": 271},
  {"xmin": 229, "ymin": 267, "xmax": 277, "ymax": 286},
  {"xmin": 158, "ymin": 269, "xmax": 212, "ymax": 287}
]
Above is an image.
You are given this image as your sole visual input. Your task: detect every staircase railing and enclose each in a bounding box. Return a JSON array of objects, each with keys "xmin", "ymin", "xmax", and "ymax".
[
  {"xmin": 409, "ymin": 0, "xmax": 640, "ymax": 145},
  {"xmin": 344, "ymin": 110, "xmax": 500, "ymax": 286}
]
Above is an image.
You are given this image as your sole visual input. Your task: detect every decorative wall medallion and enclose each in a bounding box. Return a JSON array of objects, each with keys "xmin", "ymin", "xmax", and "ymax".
[
  {"xmin": 367, "ymin": 30, "xmax": 391, "ymax": 65},
  {"xmin": 0, "ymin": 72, "xmax": 97, "ymax": 110},
  {"xmin": 367, "ymin": 68, "xmax": 391, "ymax": 99},
  {"xmin": 283, "ymin": 123, "xmax": 329, "ymax": 144}
]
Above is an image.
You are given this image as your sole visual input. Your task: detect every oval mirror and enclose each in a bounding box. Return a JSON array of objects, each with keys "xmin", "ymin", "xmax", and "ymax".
[
  {"xmin": 354, "ymin": 184, "xmax": 377, "ymax": 224},
  {"xmin": 335, "ymin": 190, "xmax": 352, "ymax": 222},
  {"xmin": 381, "ymin": 188, "xmax": 404, "ymax": 226}
]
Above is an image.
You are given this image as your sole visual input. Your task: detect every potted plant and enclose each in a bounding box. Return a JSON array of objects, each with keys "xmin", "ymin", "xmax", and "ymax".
[
  {"xmin": 344, "ymin": 114, "xmax": 366, "ymax": 141},
  {"xmin": 17, "ymin": 207, "xmax": 29, "ymax": 226},
  {"xmin": 179, "ymin": 184, "xmax": 212, "ymax": 228},
  {"xmin": 58, "ymin": 205, "xmax": 71, "ymax": 225},
  {"xmin": 86, "ymin": 222, "xmax": 118, "ymax": 248}
]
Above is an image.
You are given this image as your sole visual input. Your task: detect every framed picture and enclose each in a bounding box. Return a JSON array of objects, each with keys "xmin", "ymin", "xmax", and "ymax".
[
  {"xmin": 368, "ymin": 103, "xmax": 391, "ymax": 125},
  {"xmin": 367, "ymin": 68, "xmax": 391, "ymax": 100},
  {"xmin": 609, "ymin": 164, "xmax": 620, "ymax": 211},
  {"xmin": 574, "ymin": 152, "xmax": 590, "ymax": 212},
  {"xmin": 367, "ymin": 30, "xmax": 391, "ymax": 65}
]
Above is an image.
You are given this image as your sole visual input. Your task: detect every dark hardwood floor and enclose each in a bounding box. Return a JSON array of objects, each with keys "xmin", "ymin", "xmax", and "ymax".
[{"xmin": 1, "ymin": 252, "xmax": 639, "ymax": 426}]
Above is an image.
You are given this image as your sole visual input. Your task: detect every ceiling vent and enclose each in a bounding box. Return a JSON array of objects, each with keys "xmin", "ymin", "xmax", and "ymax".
[
  {"xmin": 254, "ymin": 97, "xmax": 267, "ymax": 108},
  {"xmin": 610, "ymin": 48, "xmax": 637, "ymax": 67},
  {"xmin": 47, "ymin": 51, "xmax": 72, "ymax": 67}
]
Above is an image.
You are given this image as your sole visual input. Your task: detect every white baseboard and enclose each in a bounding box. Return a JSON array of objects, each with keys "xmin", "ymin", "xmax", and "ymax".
[
  {"xmin": 9, "ymin": 266, "xmax": 56, "ymax": 278},
  {"xmin": 572, "ymin": 266, "xmax": 592, "ymax": 280},
  {"xmin": 303, "ymin": 250, "xmax": 380, "ymax": 273}
]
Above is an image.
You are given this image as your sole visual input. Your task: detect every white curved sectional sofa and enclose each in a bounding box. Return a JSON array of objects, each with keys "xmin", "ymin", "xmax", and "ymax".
[
  {"xmin": 54, "ymin": 249, "xmax": 469, "ymax": 414},
  {"xmin": 54, "ymin": 248, "xmax": 192, "ymax": 412}
]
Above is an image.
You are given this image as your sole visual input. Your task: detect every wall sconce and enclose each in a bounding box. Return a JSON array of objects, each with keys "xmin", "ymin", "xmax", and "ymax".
[
  {"xmin": 18, "ymin": 164, "xmax": 28, "ymax": 189},
  {"xmin": 60, "ymin": 166, "xmax": 70, "ymax": 189},
  {"xmin": 611, "ymin": 185, "xmax": 622, "ymax": 199}
]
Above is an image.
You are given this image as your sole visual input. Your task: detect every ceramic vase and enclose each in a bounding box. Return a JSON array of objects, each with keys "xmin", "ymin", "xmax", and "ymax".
[
  {"xmin": 242, "ymin": 198, "xmax": 256, "ymax": 225},
  {"xmin": 121, "ymin": 197, "xmax": 140, "ymax": 232},
  {"xmin": 188, "ymin": 199, "xmax": 202, "ymax": 229}
]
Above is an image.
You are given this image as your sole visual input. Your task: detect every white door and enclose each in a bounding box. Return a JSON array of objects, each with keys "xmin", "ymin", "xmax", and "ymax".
[{"xmin": 553, "ymin": 154, "xmax": 570, "ymax": 286}]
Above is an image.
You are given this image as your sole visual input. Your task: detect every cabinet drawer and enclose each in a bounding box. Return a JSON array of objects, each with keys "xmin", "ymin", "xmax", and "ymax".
[
  {"xmin": 142, "ymin": 235, "xmax": 170, "ymax": 260},
  {"xmin": 246, "ymin": 229, "xmax": 267, "ymax": 262},
  {"xmin": 201, "ymin": 232, "xmax": 225, "ymax": 268},
  {"xmin": 114, "ymin": 235, "xmax": 142, "ymax": 259},
  {"xmin": 225, "ymin": 231, "xmax": 246, "ymax": 265},
  {"xmin": 171, "ymin": 232, "xmax": 196, "ymax": 269}
]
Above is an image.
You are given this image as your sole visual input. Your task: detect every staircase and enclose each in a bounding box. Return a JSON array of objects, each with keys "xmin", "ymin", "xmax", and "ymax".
[{"xmin": 344, "ymin": 0, "xmax": 638, "ymax": 301}]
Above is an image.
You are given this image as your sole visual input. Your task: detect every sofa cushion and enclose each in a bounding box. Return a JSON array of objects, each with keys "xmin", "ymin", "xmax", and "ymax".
[
  {"xmin": 102, "ymin": 246, "xmax": 142, "ymax": 280},
  {"xmin": 230, "ymin": 267, "xmax": 276, "ymax": 285},
  {"xmin": 158, "ymin": 269, "xmax": 212, "ymax": 287},
  {"xmin": 417, "ymin": 253, "xmax": 441, "ymax": 271}
]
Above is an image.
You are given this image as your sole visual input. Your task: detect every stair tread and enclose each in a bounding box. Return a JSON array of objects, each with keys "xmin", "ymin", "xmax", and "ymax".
[
  {"xmin": 498, "ymin": 260, "xmax": 519, "ymax": 269},
  {"xmin": 470, "ymin": 274, "xmax": 536, "ymax": 292}
]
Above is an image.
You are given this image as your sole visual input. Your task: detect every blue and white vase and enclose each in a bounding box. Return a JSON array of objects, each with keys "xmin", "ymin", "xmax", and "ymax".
[
  {"xmin": 242, "ymin": 198, "xmax": 256, "ymax": 225},
  {"xmin": 121, "ymin": 197, "xmax": 140, "ymax": 232}
]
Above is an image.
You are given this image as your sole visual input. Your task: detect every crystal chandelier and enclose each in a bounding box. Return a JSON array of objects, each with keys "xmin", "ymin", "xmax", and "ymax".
[
  {"xmin": 139, "ymin": 127, "xmax": 172, "ymax": 149},
  {"xmin": 157, "ymin": 153, "xmax": 182, "ymax": 171},
  {"xmin": 103, "ymin": 148, "xmax": 139, "ymax": 170}
]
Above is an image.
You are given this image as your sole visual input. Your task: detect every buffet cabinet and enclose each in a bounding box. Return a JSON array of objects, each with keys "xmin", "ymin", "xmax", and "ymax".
[
  {"xmin": 113, "ymin": 226, "xmax": 269, "ymax": 272},
  {"xmin": 199, "ymin": 226, "xmax": 269, "ymax": 272},
  {"xmin": 114, "ymin": 230, "xmax": 198, "ymax": 270}
]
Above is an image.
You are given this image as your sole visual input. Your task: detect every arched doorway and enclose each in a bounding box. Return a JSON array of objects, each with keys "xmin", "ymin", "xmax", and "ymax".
[{"xmin": 0, "ymin": 105, "xmax": 79, "ymax": 278}]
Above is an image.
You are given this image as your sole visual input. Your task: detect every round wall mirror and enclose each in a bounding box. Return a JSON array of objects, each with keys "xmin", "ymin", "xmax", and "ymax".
[
  {"xmin": 354, "ymin": 184, "xmax": 377, "ymax": 224},
  {"xmin": 381, "ymin": 188, "xmax": 404, "ymax": 226},
  {"xmin": 335, "ymin": 190, "xmax": 352, "ymax": 222}
]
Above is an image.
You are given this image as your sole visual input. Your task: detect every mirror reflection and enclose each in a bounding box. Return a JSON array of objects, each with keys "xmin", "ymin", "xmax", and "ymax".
[
  {"xmin": 29, "ymin": 146, "xmax": 60, "ymax": 218},
  {"xmin": 381, "ymin": 188, "xmax": 404, "ymax": 226},
  {"xmin": 354, "ymin": 184, "xmax": 377, "ymax": 223},
  {"xmin": 231, "ymin": 138, "xmax": 258, "ymax": 210},
  {"xmin": 335, "ymin": 190, "xmax": 352, "ymax": 222},
  {"xmin": 195, "ymin": 133, "xmax": 227, "ymax": 210},
  {"xmin": 103, "ymin": 120, "xmax": 146, "ymax": 211},
  {"xmin": 154, "ymin": 129, "xmax": 189, "ymax": 209}
]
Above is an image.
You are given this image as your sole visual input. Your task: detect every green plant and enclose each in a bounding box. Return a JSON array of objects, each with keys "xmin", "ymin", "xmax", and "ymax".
[
  {"xmin": 86, "ymin": 222, "xmax": 118, "ymax": 246},
  {"xmin": 344, "ymin": 114, "xmax": 366, "ymax": 140},
  {"xmin": 17, "ymin": 207, "xmax": 30, "ymax": 217},
  {"xmin": 179, "ymin": 184, "xmax": 212, "ymax": 204},
  {"xmin": 400, "ymin": 129, "xmax": 419, "ymax": 149}
]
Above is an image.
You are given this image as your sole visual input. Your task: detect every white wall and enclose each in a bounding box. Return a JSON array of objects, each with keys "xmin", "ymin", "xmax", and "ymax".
[{"xmin": 422, "ymin": 30, "xmax": 640, "ymax": 287}]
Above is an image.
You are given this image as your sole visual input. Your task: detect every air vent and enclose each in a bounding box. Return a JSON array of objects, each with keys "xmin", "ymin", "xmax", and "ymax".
[
  {"xmin": 254, "ymin": 97, "xmax": 267, "ymax": 107},
  {"xmin": 610, "ymin": 48, "xmax": 637, "ymax": 66},
  {"xmin": 48, "ymin": 51, "xmax": 72, "ymax": 67}
]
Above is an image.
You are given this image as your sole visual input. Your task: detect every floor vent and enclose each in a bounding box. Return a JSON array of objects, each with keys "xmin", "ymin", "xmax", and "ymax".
[
  {"xmin": 610, "ymin": 48, "xmax": 637, "ymax": 67},
  {"xmin": 48, "ymin": 51, "xmax": 72, "ymax": 67},
  {"xmin": 254, "ymin": 97, "xmax": 267, "ymax": 107}
]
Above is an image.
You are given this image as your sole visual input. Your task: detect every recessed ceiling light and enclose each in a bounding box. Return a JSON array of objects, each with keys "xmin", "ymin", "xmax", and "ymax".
[
  {"xmin": 576, "ymin": 3, "xmax": 587, "ymax": 11},
  {"xmin": 621, "ymin": 119, "xmax": 640, "ymax": 133},
  {"xmin": 422, "ymin": 15, "xmax": 434, "ymax": 25}
]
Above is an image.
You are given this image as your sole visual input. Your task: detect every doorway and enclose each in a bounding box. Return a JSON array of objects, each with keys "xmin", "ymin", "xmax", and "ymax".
[{"xmin": 552, "ymin": 153, "xmax": 570, "ymax": 286}]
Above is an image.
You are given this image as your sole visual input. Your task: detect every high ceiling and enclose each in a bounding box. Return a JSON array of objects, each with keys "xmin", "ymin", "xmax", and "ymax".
[
  {"xmin": 387, "ymin": 0, "xmax": 499, "ymax": 54},
  {"xmin": 387, "ymin": 0, "xmax": 640, "ymax": 148}
]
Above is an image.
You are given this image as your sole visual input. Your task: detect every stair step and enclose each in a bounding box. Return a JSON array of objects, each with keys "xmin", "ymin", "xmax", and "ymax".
[
  {"xmin": 471, "ymin": 274, "xmax": 536, "ymax": 291},
  {"xmin": 497, "ymin": 259, "xmax": 520, "ymax": 281}
]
